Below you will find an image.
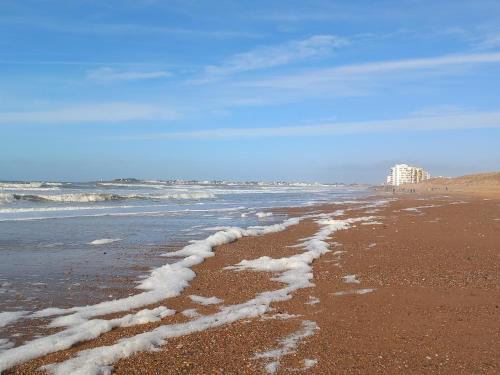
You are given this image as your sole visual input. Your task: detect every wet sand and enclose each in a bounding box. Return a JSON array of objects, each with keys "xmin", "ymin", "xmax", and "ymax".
[{"xmin": 4, "ymin": 194, "xmax": 500, "ymax": 374}]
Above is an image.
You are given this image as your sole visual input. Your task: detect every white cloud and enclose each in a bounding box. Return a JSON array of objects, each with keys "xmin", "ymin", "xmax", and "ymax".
[
  {"xmin": 131, "ymin": 111, "xmax": 500, "ymax": 140},
  {"xmin": 0, "ymin": 16, "xmax": 263, "ymax": 39},
  {"xmin": 201, "ymin": 35, "xmax": 348, "ymax": 79},
  {"xmin": 87, "ymin": 67, "xmax": 171, "ymax": 82},
  {"xmin": 243, "ymin": 52, "xmax": 500, "ymax": 89},
  {"xmin": 0, "ymin": 103, "xmax": 181, "ymax": 124},
  {"xmin": 409, "ymin": 105, "xmax": 474, "ymax": 117},
  {"xmin": 474, "ymin": 32, "xmax": 500, "ymax": 50},
  {"xmin": 79, "ymin": 24, "xmax": 262, "ymax": 39},
  {"xmin": 442, "ymin": 27, "xmax": 500, "ymax": 51}
]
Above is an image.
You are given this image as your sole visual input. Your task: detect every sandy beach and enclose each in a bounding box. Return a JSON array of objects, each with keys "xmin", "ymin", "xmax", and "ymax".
[
  {"xmin": 2, "ymin": 189, "xmax": 498, "ymax": 375},
  {"xmin": 390, "ymin": 172, "xmax": 500, "ymax": 199},
  {"xmin": 4, "ymin": 1, "xmax": 500, "ymax": 373}
]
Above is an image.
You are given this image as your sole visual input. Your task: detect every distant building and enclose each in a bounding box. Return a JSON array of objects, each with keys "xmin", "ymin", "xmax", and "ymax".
[{"xmin": 386, "ymin": 164, "xmax": 430, "ymax": 186}]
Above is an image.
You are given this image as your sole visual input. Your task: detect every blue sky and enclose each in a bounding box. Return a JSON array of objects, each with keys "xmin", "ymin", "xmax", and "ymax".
[{"xmin": 1, "ymin": 0, "xmax": 500, "ymax": 183}]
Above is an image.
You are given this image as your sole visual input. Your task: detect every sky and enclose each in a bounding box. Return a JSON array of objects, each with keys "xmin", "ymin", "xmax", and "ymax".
[{"xmin": 1, "ymin": 0, "xmax": 500, "ymax": 183}]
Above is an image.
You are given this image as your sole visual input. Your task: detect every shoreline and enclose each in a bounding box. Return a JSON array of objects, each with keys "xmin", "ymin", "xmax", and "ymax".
[
  {"xmin": 2, "ymin": 193, "xmax": 499, "ymax": 374},
  {"xmin": 0, "ymin": 186, "xmax": 368, "ymax": 323},
  {"xmin": 373, "ymin": 172, "xmax": 500, "ymax": 199}
]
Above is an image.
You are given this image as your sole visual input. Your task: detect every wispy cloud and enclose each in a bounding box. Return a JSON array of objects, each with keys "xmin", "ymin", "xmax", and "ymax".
[
  {"xmin": 130, "ymin": 111, "xmax": 500, "ymax": 140},
  {"xmin": 474, "ymin": 31, "xmax": 500, "ymax": 50},
  {"xmin": 198, "ymin": 35, "xmax": 348, "ymax": 80},
  {"xmin": 0, "ymin": 103, "xmax": 181, "ymax": 124},
  {"xmin": 409, "ymin": 104, "xmax": 475, "ymax": 117},
  {"xmin": 87, "ymin": 67, "xmax": 172, "ymax": 82},
  {"xmin": 60, "ymin": 23, "xmax": 262, "ymax": 39},
  {"xmin": 0, "ymin": 60, "xmax": 156, "ymax": 66},
  {"xmin": 0, "ymin": 15, "xmax": 263, "ymax": 39},
  {"xmin": 441, "ymin": 26, "xmax": 500, "ymax": 51},
  {"xmin": 252, "ymin": 4, "xmax": 373, "ymax": 23},
  {"xmin": 243, "ymin": 52, "xmax": 500, "ymax": 89}
]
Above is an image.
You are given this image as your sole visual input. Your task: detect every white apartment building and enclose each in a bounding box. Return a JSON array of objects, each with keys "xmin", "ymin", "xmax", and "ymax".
[{"xmin": 386, "ymin": 164, "xmax": 430, "ymax": 186}]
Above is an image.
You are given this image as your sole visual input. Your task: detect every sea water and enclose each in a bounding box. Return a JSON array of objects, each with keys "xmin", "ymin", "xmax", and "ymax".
[{"xmin": 0, "ymin": 180, "xmax": 368, "ymax": 322}]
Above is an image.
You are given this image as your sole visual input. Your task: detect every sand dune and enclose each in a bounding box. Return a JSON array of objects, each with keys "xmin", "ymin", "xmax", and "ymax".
[{"xmin": 398, "ymin": 172, "xmax": 500, "ymax": 198}]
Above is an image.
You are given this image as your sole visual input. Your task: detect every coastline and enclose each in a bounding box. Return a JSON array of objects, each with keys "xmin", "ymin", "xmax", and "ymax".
[
  {"xmin": 2, "ymin": 193, "xmax": 499, "ymax": 374},
  {"xmin": 0, "ymin": 182, "xmax": 365, "ymax": 325},
  {"xmin": 375, "ymin": 172, "xmax": 500, "ymax": 199}
]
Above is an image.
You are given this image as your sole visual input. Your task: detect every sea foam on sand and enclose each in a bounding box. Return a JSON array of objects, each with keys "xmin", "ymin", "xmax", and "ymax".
[
  {"xmin": 253, "ymin": 320, "xmax": 319, "ymax": 374},
  {"xmin": 0, "ymin": 218, "xmax": 301, "ymax": 372},
  {"xmin": 0, "ymin": 201, "xmax": 385, "ymax": 374},
  {"xmin": 0, "ymin": 339, "xmax": 14, "ymax": 353},
  {"xmin": 189, "ymin": 295, "xmax": 223, "ymax": 305},
  {"xmin": 342, "ymin": 274, "xmax": 360, "ymax": 284},
  {"xmin": 37, "ymin": 213, "xmax": 380, "ymax": 375},
  {"xmin": 0, "ymin": 311, "xmax": 29, "ymax": 328}
]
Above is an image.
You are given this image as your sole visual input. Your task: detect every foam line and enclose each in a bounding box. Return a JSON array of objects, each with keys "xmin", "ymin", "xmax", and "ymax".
[
  {"xmin": 332, "ymin": 288, "xmax": 375, "ymax": 296},
  {"xmin": 0, "ymin": 311, "xmax": 30, "ymax": 328},
  {"xmin": 0, "ymin": 218, "xmax": 302, "ymax": 371},
  {"xmin": 41, "ymin": 213, "xmax": 381, "ymax": 374},
  {"xmin": 253, "ymin": 320, "xmax": 319, "ymax": 374},
  {"xmin": 0, "ymin": 339, "xmax": 14, "ymax": 353},
  {"xmin": 189, "ymin": 295, "xmax": 222, "ymax": 305},
  {"xmin": 0, "ymin": 307, "xmax": 174, "ymax": 372},
  {"xmin": 342, "ymin": 274, "xmax": 360, "ymax": 284},
  {"xmin": 0, "ymin": 200, "xmax": 386, "ymax": 373},
  {"xmin": 88, "ymin": 238, "xmax": 122, "ymax": 245}
]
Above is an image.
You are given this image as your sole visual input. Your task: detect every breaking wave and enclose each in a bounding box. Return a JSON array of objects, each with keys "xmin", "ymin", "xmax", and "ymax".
[
  {"xmin": 0, "ymin": 193, "xmax": 14, "ymax": 205},
  {"xmin": 97, "ymin": 182, "xmax": 167, "ymax": 189},
  {"xmin": 149, "ymin": 192, "xmax": 216, "ymax": 200},
  {"xmin": 0, "ymin": 182, "xmax": 62, "ymax": 191},
  {"xmin": 0, "ymin": 182, "xmax": 44, "ymax": 189},
  {"xmin": 5, "ymin": 192, "xmax": 216, "ymax": 203}
]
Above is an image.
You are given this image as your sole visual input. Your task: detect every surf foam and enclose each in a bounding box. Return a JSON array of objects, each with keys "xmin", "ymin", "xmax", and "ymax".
[
  {"xmin": 88, "ymin": 238, "xmax": 122, "ymax": 245},
  {"xmin": 342, "ymin": 274, "xmax": 360, "ymax": 284},
  {"xmin": 253, "ymin": 320, "xmax": 319, "ymax": 374},
  {"xmin": 0, "ymin": 307, "xmax": 174, "ymax": 372},
  {"xmin": 256, "ymin": 212, "xmax": 273, "ymax": 218},
  {"xmin": 8, "ymin": 191, "xmax": 216, "ymax": 203},
  {"xmin": 0, "ymin": 217, "xmax": 302, "ymax": 372},
  {"xmin": 0, "ymin": 207, "xmax": 383, "ymax": 373},
  {"xmin": 189, "ymin": 295, "xmax": 222, "ymax": 305},
  {"xmin": 0, "ymin": 311, "xmax": 29, "ymax": 328}
]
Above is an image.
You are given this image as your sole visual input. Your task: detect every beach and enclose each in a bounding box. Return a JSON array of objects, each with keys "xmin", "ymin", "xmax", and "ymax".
[
  {"xmin": 3, "ymin": 1, "xmax": 500, "ymax": 373},
  {"xmin": 0, "ymin": 182, "xmax": 365, "ymax": 318},
  {"xmin": 1, "ymin": 190, "xmax": 498, "ymax": 374}
]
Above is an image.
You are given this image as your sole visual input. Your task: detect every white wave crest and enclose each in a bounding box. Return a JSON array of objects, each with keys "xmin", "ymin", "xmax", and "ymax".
[
  {"xmin": 9, "ymin": 191, "xmax": 216, "ymax": 203},
  {"xmin": 0, "ymin": 182, "xmax": 43, "ymax": 189},
  {"xmin": 34, "ymin": 193, "xmax": 121, "ymax": 202},
  {"xmin": 89, "ymin": 238, "xmax": 122, "ymax": 245},
  {"xmin": 256, "ymin": 212, "xmax": 273, "ymax": 218},
  {"xmin": 0, "ymin": 182, "xmax": 61, "ymax": 191},
  {"xmin": 3, "ymin": 187, "xmax": 61, "ymax": 192},
  {"xmin": 149, "ymin": 192, "xmax": 216, "ymax": 200},
  {"xmin": 0, "ymin": 193, "xmax": 14, "ymax": 204},
  {"xmin": 97, "ymin": 182, "xmax": 167, "ymax": 189},
  {"xmin": 0, "ymin": 205, "xmax": 133, "ymax": 214}
]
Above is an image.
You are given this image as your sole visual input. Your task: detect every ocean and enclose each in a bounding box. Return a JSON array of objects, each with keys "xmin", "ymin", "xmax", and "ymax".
[{"xmin": 0, "ymin": 179, "xmax": 368, "ymax": 343}]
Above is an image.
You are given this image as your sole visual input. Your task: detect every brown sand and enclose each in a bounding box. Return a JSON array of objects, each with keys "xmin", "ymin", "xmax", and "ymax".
[
  {"xmin": 5, "ymin": 194, "xmax": 500, "ymax": 374},
  {"xmin": 393, "ymin": 172, "xmax": 500, "ymax": 199}
]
